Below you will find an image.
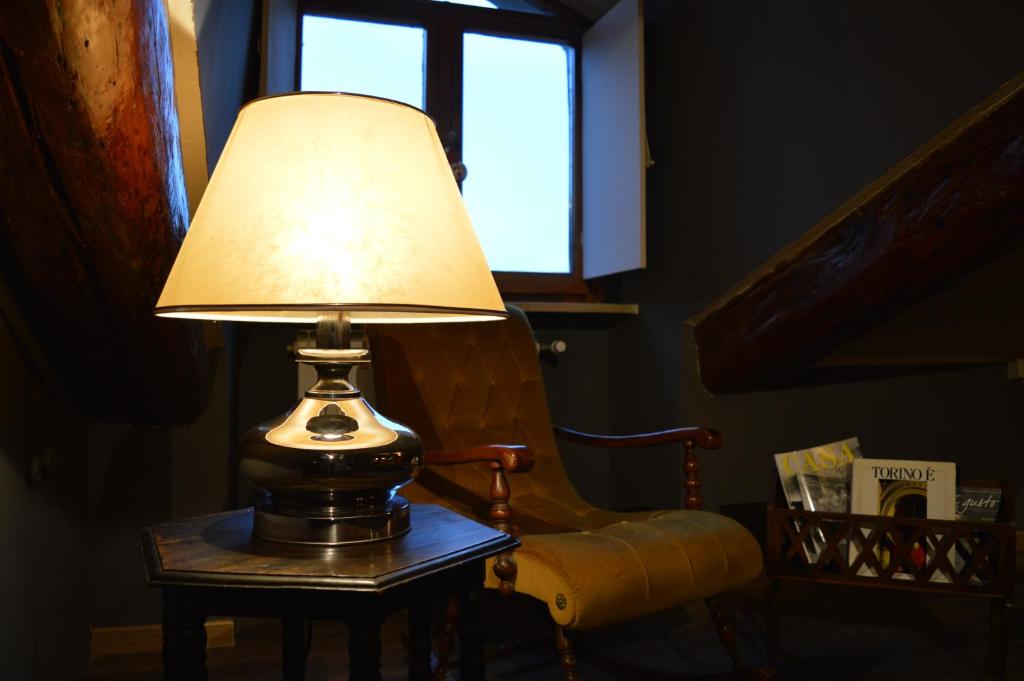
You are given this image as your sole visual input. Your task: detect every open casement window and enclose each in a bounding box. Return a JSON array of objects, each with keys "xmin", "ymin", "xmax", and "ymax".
[{"xmin": 260, "ymin": 0, "xmax": 646, "ymax": 297}]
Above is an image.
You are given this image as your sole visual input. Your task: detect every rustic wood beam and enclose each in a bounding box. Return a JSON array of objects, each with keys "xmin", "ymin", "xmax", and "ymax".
[
  {"xmin": 0, "ymin": 0, "xmax": 210, "ymax": 423},
  {"xmin": 689, "ymin": 71, "xmax": 1024, "ymax": 394}
]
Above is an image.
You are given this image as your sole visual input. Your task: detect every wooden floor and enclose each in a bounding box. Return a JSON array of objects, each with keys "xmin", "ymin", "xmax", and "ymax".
[{"xmin": 86, "ymin": 567, "xmax": 1024, "ymax": 681}]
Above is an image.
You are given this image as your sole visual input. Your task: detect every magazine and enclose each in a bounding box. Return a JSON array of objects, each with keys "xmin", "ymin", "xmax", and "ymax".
[
  {"xmin": 796, "ymin": 468, "xmax": 856, "ymax": 562},
  {"xmin": 797, "ymin": 470, "xmax": 852, "ymax": 514},
  {"xmin": 774, "ymin": 438, "xmax": 861, "ymax": 562},
  {"xmin": 774, "ymin": 437, "xmax": 862, "ymax": 511},
  {"xmin": 956, "ymin": 487, "xmax": 1001, "ymax": 521},
  {"xmin": 954, "ymin": 486, "xmax": 1002, "ymax": 584},
  {"xmin": 850, "ymin": 459, "xmax": 956, "ymax": 581}
]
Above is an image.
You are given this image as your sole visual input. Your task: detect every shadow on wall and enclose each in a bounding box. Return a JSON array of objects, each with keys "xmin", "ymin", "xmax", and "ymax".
[
  {"xmin": 89, "ymin": 424, "xmax": 174, "ymax": 628},
  {"xmin": 0, "ymin": 283, "xmax": 91, "ymax": 680},
  {"xmin": 92, "ymin": 427, "xmax": 174, "ymax": 526},
  {"xmin": 88, "ymin": 341, "xmax": 233, "ymax": 630}
]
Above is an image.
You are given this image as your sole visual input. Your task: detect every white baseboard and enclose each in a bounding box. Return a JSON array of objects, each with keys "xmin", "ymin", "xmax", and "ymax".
[{"xmin": 90, "ymin": 618, "xmax": 235, "ymax": 657}]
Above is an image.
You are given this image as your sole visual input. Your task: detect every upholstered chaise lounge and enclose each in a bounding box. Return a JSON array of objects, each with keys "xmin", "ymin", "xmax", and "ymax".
[{"xmin": 368, "ymin": 306, "xmax": 764, "ymax": 679}]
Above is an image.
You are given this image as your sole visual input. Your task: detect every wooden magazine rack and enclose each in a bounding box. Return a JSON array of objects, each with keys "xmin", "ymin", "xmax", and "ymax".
[{"xmin": 766, "ymin": 477, "xmax": 1015, "ymax": 678}]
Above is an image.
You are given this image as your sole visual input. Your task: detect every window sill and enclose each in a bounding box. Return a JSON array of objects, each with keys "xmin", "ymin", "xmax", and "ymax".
[{"xmin": 507, "ymin": 301, "xmax": 639, "ymax": 315}]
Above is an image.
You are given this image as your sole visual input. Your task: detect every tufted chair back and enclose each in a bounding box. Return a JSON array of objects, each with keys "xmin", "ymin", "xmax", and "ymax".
[{"xmin": 368, "ymin": 306, "xmax": 626, "ymax": 534}]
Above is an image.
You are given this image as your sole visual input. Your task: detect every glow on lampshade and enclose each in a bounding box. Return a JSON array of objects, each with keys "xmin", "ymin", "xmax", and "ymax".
[{"xmin": 155, "ymin": 92, "xmax": 504, "ymax": 323}]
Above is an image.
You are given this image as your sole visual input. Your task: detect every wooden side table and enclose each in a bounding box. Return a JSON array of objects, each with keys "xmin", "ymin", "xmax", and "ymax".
[{"xmin": 140, "ymin": 504, "xmax": 518, "ymax": 681}]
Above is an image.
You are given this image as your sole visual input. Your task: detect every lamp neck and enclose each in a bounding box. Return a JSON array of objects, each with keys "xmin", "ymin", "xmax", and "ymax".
[
  {"xmin": 298, "ymin": 348, "xmax": 370, "ymax": 400},
  {"xmin": 316, "ymin": 311, "xmax": 351, "ymax": 350},
  {"xmin": 307, "ymin": 360, "xmax": 360, "ymax": 400},
  {"xmin": 308, "ymin": 313, "xmax": 366, "ymax": 399}
]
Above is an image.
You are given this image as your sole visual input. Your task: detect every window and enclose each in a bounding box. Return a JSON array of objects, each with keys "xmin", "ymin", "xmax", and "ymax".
[
  {"xmin": 300, "ymin": 16, "xmax": 426, "ymax": 108},
  {"xmin": 274, "ymin": 0, "xmax": 646, "ymax": 295},
  {"xmin": 462, "ymin": 33, "xmax": 573, "ymax": 273}
]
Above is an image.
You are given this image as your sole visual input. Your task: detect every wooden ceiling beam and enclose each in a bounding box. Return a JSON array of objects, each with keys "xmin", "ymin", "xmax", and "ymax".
[
  {"xmin": 689, "ymin": 71, "xmax": 1024, "ymax": 395},
  {"xmin": 0, "ymin": 0, "xmax": 210, "ymax": 424}
]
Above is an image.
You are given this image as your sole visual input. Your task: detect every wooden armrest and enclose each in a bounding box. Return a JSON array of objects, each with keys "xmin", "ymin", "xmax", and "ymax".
[
  {"xmin": 553, "ymin": 425, "xmax": 722, "ymax": 450},
  {"xmin": 424, "ymin": 445, "xmax": 535, "ymax": 473},
  {"xmin": 422, "ymin": 444, "xmax": 532, "ymax": 597},
  {"xmin": 555, "ymin": 426, "xmax": 720, "ymax": 511}
]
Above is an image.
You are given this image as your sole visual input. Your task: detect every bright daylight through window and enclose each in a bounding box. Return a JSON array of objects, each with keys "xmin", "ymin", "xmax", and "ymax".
[
  {"xmin": 462, "ymin": 33, "xmax": 572, "ymax": 273},
  {"xmin": 300, "ymin": 13, "xmax": 573, "ymax": 275},
  {"xmin": 300, "ymin": 16, "xmax": 426, "ymax": 109}
]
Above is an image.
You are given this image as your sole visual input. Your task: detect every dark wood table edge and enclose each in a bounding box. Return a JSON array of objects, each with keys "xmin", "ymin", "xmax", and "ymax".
[
  {"xmin": 139, "ymin": 505, "xmax": 518, "ymax": 593},
  {"xmin": 140, "ymin": 527, "xmax": 517, "ymax": 592}
]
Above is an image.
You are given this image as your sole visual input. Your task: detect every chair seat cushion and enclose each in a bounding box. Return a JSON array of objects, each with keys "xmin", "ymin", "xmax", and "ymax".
[{"xmin": 484, "ymin": 510, "xmax": 763, "ymax": 630}]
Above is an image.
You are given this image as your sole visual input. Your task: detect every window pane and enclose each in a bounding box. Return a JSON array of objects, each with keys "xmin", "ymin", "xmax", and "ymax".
[
  {"xmin": 462, "ymin": 34, "xmax": 573, "ymax": 273},
  {"xmin": 433, "ymin": 0, "xmax": 497, "ymax": 7},
  {"xmin": 300, "ymin": 16, "xmax": 425, "ymax": 109}
]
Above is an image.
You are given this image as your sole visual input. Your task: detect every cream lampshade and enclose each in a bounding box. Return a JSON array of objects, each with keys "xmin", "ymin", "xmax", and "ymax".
[
  {"xmin": 156, "ymin": 93, "xmax": 505, "ymax": 545},
  {"xmin": 156, "ymin": 92, "xmax": 504, "ymax": 322}
]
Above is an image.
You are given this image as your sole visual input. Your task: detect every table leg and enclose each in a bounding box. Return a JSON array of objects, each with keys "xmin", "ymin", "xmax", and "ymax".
[
  {"xmin": 281, "ymin": 616, "xmax": 307, "ymax": 681},
  {"xmin": 348, "ymin": 607, "xmax": 384, "ymax": 681},
  {"xmin": 162, "ymin": 589, "xmax": 207, "ymax": 681},
  {"xmin": 458, "ymin": 562, "xmax": 486, "ymax": 681},
  {"xmin": 434, "ymin": 594, "xmax": 459, "ymax": 680},
  {"xmin": 407, "ymin": 602, "xmax": 433, "ymax": 681}
]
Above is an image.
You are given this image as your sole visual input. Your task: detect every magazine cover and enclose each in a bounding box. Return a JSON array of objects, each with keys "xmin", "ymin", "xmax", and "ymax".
[
  {"xmin": 956, "ymin": 487, "xmax": 1002, "ymax": 521},
  {"xmin": 955, "ymin": 486, "xmax": 1002, "ymax": 584},
  {"xmin": 797, "ymin": 468, "xmax": 855, "ymax": 562},
  {"xmin": 797, "ymin": 470, "xmax": 851, "ymax": 514},
  {"xmin": 774, "ymin": 438, "xmax": 861, "ymax": 563},
  {"xmin": 850, "ymin": 459, "xmax": 956, "ymax": 580},
  {"xmin": 774, "ymin": 437, "xmax": 862, "ymax": 511}
]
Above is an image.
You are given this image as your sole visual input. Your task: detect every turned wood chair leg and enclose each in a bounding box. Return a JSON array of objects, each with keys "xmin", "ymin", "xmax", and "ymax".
[
  {"xmin": 706, "ymin": 596, "xmax": 745, "ymax": 671},
  {"xmin": 554, "ymin": 625, "xmax": 581, "ymax": 681},
  {"xmin": 488, "ymin": 463, "xmax": 520, "ymax": 595},
  {"xmin": 766, "ymin": 578, "xmax": 780, "ymax": 665},
  {"xmin": 430, "ymin": 461, "xmax": 521, "ymax": 680},
  {"xmin": 683, "ymin": 440, "xmax": 703, "ymax": 510}
]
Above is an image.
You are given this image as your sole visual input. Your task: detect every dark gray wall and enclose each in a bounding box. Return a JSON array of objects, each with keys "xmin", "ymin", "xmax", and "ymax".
[
  {"xmin": 87, "ymin": 0, "xmax": 259, "ymax": 628},
  {"xmin": 0, "ymin": 279, "xmax": 91, "ymax": 679},
  {"xmin": 602, "ymin": 0, "xmax": 1024, "ymax": 519},
  {"xmin": 87, "ymin": 346, "xmax": 234, "ymax": 627},
  {"xmin": 532, "ymin": 316, "xmax": 614, "ymax": 508},
  {"xmin": 195, "ymin": 0, "xmax": 262, "ymax": 174}
]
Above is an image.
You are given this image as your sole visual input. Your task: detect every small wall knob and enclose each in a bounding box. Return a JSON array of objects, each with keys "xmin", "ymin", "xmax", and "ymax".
[{"xmin": 536, "ymin": 339, "xmax": 568, "ymax": 356}]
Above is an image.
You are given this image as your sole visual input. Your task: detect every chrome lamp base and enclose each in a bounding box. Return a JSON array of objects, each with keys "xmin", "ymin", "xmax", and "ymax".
[
  {"xmin": 239, "ymin": 333, "xmax": 423, "ymax": 548},
  {"xmin": 253, "ymin": 496, "xmax": 411, "ymax": 546}
]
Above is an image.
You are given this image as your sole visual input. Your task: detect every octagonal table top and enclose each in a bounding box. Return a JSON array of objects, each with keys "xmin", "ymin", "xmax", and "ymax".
[{"xmin": 140, "ymin": 504, "xmax": 517, "ymax": 593}]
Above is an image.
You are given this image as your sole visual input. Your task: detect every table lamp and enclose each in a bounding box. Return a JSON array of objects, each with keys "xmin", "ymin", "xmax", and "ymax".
[{"xmin": 155, "ymin": 93, "xmax": 505, "ymax": 545}]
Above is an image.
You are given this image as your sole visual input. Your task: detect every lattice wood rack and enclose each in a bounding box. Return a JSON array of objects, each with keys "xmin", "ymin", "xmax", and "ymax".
[{"xmin": 766, "ymin": 478, "xmax": 1016, "ymax": 678}]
